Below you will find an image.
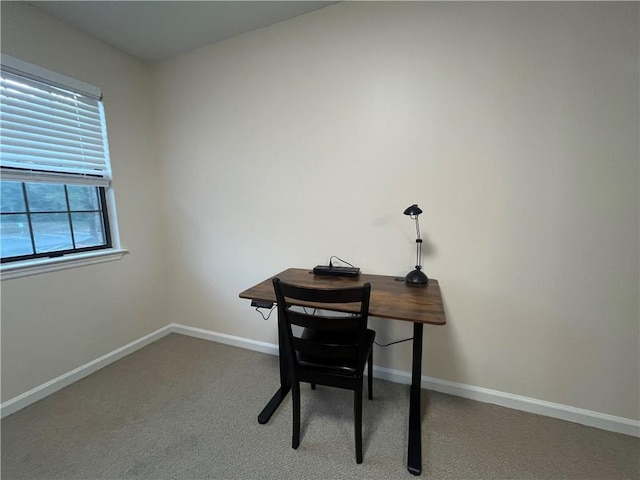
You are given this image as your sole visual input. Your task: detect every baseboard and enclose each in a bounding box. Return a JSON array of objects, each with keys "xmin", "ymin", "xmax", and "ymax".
[
  {"xmin": 0, "ymin": 325, "xmax": 173, "ymax": 419},
  {"xmin": 169, "ymin": 323, "xmax": 279, "ymax": 356},
  {"xmin": 172, "ymin": 326, "xmax": 638, "ymax": 437},
  {"xmin": 3, "ymin": 323, "xmax": 638, "ymax": 439},
  {"xmin": 372, "ymin": 365, "xmax": 640, "ymax": 438}
]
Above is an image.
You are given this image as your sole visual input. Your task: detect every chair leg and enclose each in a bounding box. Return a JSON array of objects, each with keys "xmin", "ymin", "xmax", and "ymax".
[
  {"xmin": 292, "ymin": 380, "xmax": 300, "ymax": 449},
  {"xmin": 367, "ymin": 350, "xmax": 373, "ymax": 400},
  {"xmin": 311, "ymin": 383, "xmax": 316, "ymax": 390},
  {"xmin": 354, "ymin": 385, "xmax": 363, "ymax": 464}
]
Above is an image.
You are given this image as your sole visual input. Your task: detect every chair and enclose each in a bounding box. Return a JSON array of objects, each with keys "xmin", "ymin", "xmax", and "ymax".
[{"xmin": 272, "ymin": 278, "xmax": 376, "ymax": 464}]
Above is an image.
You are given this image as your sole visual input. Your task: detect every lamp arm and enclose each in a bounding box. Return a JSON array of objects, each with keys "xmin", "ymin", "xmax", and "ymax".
[
  {"xmin": 414, "ymin": 217, "xmax": 422, "ymax": 269},
  {"xmin": 414, "ymin": 216, "xmax": 421, "ymax": 240}
]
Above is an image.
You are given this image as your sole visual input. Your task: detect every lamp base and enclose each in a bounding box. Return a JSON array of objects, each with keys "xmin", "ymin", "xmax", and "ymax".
[{"xmin": 405, "ymin": 268, "xmax": 428, "ymax": 286}]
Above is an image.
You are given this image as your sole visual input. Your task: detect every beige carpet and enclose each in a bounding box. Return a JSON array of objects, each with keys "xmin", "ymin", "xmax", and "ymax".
[{"xmin": 1, "ymin": 333, "xmax": 638, "ymax": 479}]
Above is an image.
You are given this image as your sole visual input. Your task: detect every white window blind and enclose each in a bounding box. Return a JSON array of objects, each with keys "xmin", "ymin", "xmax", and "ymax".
[{"xmin": 0, "ymin": 66, "xmax": 111, "ymax": 187}]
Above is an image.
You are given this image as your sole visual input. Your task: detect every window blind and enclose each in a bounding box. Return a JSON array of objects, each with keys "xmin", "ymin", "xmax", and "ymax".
[{"xmin": 0, "ymin": 68, "xmax": 111, "ymax": 187}]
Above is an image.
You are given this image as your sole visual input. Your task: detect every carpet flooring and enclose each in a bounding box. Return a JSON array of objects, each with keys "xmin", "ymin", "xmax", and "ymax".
[{"xmin": 1, "ymin": 333, "xmax": 638, "ymax": 479}]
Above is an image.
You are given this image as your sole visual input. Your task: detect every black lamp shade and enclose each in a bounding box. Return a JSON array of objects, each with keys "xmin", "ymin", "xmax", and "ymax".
[{"xmin": 403, "ymin": 204, "xmax": 422, "ymax": 216}]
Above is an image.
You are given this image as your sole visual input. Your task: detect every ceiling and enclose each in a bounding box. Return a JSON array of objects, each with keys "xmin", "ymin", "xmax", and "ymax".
[{"xmin": 26, "ymin": 1, "xmax": 338, "ymax": 62}]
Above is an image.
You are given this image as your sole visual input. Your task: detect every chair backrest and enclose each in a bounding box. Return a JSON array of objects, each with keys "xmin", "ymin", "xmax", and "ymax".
[{"xmin": 272, "ymin": 278, "xmax": 372, "ymax": 369}]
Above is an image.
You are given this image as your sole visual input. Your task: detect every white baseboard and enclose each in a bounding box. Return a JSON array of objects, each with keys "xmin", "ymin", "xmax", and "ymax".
[
  {"xmin": 3, "ymin": 323, "xmax": 638, "ymax": 439},
  {"xmin": 372, "ymin": 365, "xmax": 640, "ymax": 438},
  {"xmin": 169, "ymin": 323, "xmax": 278, "ymax": 356},
  {"xmin": 0, "ymin": 325, "xmax": 173, "ymax": 419}
]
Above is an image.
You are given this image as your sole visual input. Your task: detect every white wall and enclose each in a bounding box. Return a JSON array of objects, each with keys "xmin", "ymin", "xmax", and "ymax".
[
  {"xmin": 153, "ymin": 2, "xmax": 639, "ymax": 420},
  {"xmin": 1, "ymin": 3, "xmax": 169, "ymax": 401}
]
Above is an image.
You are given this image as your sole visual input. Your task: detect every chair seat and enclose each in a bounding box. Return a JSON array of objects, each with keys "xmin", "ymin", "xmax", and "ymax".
[{"xmin": 297, "ymin": 328, "xmax": 375, "ymax": 376}]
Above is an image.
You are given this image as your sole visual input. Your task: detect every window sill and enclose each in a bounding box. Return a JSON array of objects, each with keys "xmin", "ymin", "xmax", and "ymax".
[{"xmin": 1, "ymin": 248, "xmax": 129, "ymax": 280}]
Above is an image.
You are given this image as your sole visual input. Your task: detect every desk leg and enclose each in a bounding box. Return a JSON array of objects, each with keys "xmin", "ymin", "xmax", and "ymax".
[
  {"xmin": 257, "ymin": 383, "xmax": 290, "ymax": 424},
  {"xmin": 408, "ymin": 322, "xmax": 424, "ymax": 475},
  {"xmin": 258, "ymin": 315, "xmax": 290, "ymax": 424}
]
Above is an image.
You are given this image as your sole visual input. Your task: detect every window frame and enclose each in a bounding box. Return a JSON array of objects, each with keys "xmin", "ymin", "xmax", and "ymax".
[
  {"xmin": 1, "ymin": 180, "xmax": 113, "ymax": 263},
  {"xmin": 0, "ymin": 55, "xmax": 127, "ymax": 279}
]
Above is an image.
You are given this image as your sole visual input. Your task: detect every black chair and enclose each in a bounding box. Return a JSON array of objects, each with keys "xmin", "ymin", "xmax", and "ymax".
[{"xmin": 272, "ymin": 278, "xmax": 376, "ymax": 464}]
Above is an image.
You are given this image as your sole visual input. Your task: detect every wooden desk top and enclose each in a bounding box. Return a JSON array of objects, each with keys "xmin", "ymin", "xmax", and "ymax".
[{"xmin": 239, "ymin": 268, "xmax": 446, "ymax": 325}]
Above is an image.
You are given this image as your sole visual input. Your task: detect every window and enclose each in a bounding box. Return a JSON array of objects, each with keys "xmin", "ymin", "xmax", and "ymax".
[
  {"xmin": 0, "ymin": 55, "xmax": 124, "ymax": 276},
  {"xmin": 1, "ymin": 181, "xmax": 111, "ymax": 262}
]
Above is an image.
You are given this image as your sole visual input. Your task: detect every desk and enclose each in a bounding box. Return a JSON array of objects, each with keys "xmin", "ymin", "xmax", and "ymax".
[{"xmin": 239, "ymin": 268, "xmax": 446, "ymax": 475}]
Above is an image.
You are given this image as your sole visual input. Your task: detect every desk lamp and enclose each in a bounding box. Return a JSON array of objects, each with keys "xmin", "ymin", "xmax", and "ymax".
[{"xmin": 404, "ymin": 204, "xmax": 429, "ymax": 286}]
